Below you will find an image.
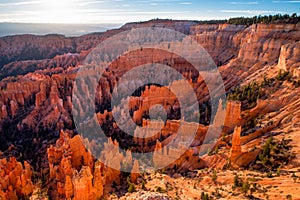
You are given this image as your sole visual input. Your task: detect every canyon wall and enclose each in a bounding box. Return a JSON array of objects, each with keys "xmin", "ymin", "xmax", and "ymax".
[
  {"xmin": 0, "ymin": 20, "xmax": 299, "ymax": 199},
  {"xmin": 1, "ymin": 22, "xmax": 299, "ymax": 82},
  {"xmin": 278, "ymin": 41, "xmax": 300, "ymax": 77},
  {"xmin": 192, "ymin": 23, "xmax": 300, "ymax": 67}
]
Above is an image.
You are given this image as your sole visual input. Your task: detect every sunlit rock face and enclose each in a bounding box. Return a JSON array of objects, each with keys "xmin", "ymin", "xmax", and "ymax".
[
  {"xmin": 47, "ymin": 131, "xmax": 104, "ymax": 199},
  {"xmin": 0, "ymin": 157, "xmax": 34, "ymax": 200},
  {"xmin": 230, "ymin": 126, "xmax": 242, "ymax": 162},
  {"xmin": 191, "ymin": 24, "xmax": 246, "ymax": 66},
  {"xmin": 47, "ymin": 130, "xmax": 146, "ymax": 199},
  {"xmin": 0, "ymin": 19, "xmax": 300, "ymax": 199},
  {"xmin": 1, "ymin": 22, "xmax": 299, "ymax": 137},
  {"xmin": 278, "ymin": 41, "xmax": 300, "ymax": 77}
]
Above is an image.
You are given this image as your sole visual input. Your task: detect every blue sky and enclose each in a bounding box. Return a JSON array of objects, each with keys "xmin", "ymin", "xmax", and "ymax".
[{"xmin": 0, "ymin": 0, "xmax": 299, "ymax": 24}]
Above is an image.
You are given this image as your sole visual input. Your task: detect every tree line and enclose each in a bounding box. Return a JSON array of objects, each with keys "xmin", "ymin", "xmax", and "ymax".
[
  {"xmin": 144, "ymin": 13, "xmax": 299, "ymax": 25},
  {"xmin": 227, "ymin": 13, "xmax": 299, "ymax": 25}
]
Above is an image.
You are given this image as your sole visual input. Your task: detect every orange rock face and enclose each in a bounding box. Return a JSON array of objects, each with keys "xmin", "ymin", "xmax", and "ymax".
[
  {"xmin": 130, "ymin": 85, "xmax": 178, "ymax": 124},
  {"xmin": 47, "ymin": 131, "xmax": 104, "ymax": 199},
  {"xmin": 191, "ymin": 24, "xmax": 246, "ymax": 66},
  {"xmin": 0, "ymin": 81, "xmax": 40, "ymax": 121},
  {"xmin": 278, "ymin": 41, "xmax": 300, "ymax": 77},
  {"xmin": 72, "ymin": 166, "xmax": 94, "ymax": 200},
  {"xmin": 230, "ymin": 126, "xmax": 242, "ymax": 162},
  {"xmin": 229, "ymin": 126, "xmax": 261, "ymax": 168},
  {"xmin": 224, "ymin": 101, "xmax": 242, "ymax": 132},
  {"xmin": 47, "ymin": 130, "xmax": 139, "ymax": 199},
  {"xmin": 35, "ymin": 82, "xmax": 47, "ymax": 107},
  {"xmin": 0, "ymin": 19, "xmax": 300, "ymax": 200},
  {"xmin": 0, "ymin": 157, "xmax": 34, "ymax": 200},
  {"xmin": 69, "ymin": 135, "xmax": 94, "ymax": 171}
]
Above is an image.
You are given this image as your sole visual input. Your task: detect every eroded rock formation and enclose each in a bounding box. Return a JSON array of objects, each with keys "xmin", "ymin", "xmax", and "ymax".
[
  {"xmin": 0, "ymin": 157, "xmax": 34, "ymax": 200},
  {"xmin": 278, "ymin": 41, "xmax": 300, "ymax": 77},
  {"xmin": 47, "ymin": 130, "xmax": 146, "ymax": 199},
  {"xmin": 0, "ymin": 19, "xmax": 299, "ymax": 199},
  {"xmin": 230, "ymin": 126, "xmax": 242, "ymax": 162},
  {"xmin": 47, "ymin": 131, "xmax": 103, "ymax": 199}
]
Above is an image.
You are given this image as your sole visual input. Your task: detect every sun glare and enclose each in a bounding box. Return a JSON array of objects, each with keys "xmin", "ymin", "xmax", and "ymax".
[{"xmin": 37, "ymin": 0, "xmax": 84, "ymax": 24}]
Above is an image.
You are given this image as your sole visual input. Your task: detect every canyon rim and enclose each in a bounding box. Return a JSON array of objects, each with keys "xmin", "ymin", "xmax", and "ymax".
[{"xmin": 0, "ymin": 6, "xmax": 299, "ymax": 200}]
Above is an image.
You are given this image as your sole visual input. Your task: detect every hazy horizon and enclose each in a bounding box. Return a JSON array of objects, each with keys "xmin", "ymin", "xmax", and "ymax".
[
  {"xmin": 0, "ymin": 12, "xmax": 299, "ymax": 37},
  {"xmin": 0, "ymin": 0, "xmax": 299, "ymax": 24},
  {"xmin": 0, "ymin": 22, "xmax": 123, "ymax": 37},
  {"xmin": 0, "ymin": 0, "xmax": 298, "ymax": 37}
]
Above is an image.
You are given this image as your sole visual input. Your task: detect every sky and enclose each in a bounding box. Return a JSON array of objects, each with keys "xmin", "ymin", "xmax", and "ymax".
[{"xmin": 0, "ymin": 0, "xmax": 299, "ymax": 24}]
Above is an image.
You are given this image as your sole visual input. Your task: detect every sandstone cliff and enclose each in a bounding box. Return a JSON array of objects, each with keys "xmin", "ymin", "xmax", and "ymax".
[
  {"xmin": 0, "ymin": 19, "xmax": 299, "ymax": 199},
  {"xmin": 278, "ymin": 41, "xmax": 300, "ymax": 77}
]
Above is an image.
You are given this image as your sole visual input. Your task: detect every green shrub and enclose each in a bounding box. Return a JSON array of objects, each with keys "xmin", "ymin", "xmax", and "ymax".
[
  {"xmin": 212, "ymin": 170, "xmax": 217, "ymax": 184},
  {"xmin": 292, "ymin": 172, "xmax": 298, "ymax": 183},
  {"xmin": 227, "ymin": 81, "xmax": 266, "ymax": 110},
  {"xmin": 293, "ymin": 80, "xmax": 300, "ymax": 87},
  {"xmin": 233, "ymin": 174, "xmax": 259, "ymax": 197},
  {"xmin": 127, "ymin": 176, "xmax": 136, "ymax": 193},
  {"xmin": 241, "ymin": 181, "xmax": 250, "ymax": 195},
  {"xmin": 276, "ymin": 166, "xmax": 282, "ymax": 176},
  {"xmin": 128, "ymin": 183, "xmax": 136, "ymax": 193},
  {"xmin": 141, "ymin": 180, "xmax": 146, "ymax": 190},
  {"xmin": 156, "ymin": 186, "xmax": 166, "ymax": 193},
  {"xmin": 266, "ymin": 172, "xmax": 273, "ymax": 178},
  {"xmin": 252, "ymin": 137, "xmax": 295, "ymax": 171},
  {"xmin": 201, "ymin": 192, "xmax": 210, "ymax": 200},
  {"xmin": 233, "ymin": 174, "xmax": 242, "ymax": 190},
  {"xmin": 277, "ymin": 69, "xmax": 292, "ymax": 81}
]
